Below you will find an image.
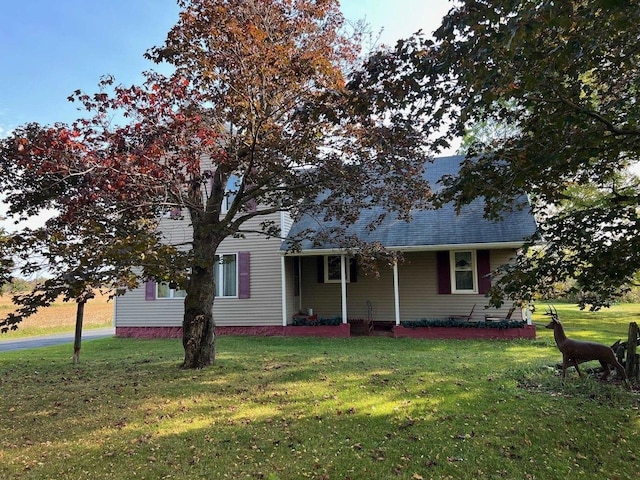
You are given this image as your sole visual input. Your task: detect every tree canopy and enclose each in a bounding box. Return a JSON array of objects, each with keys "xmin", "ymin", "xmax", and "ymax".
[
  {"xmin": 0, "ymin": 0, "xmax": 435, "ymax": 367},
  {"xmin": 382, "ymin": 0, "xmax": 640, "ymax": 308}
]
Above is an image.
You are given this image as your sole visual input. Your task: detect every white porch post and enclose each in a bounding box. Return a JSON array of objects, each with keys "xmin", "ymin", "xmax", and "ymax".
[
  {"xmin": 340, "ymin": 254, "xmax": 348, "ymax": 324},
  {"xmin": 297, "ymin": 257, "xmax": 302, "ymax": 314},
  {"xmin": 393, "ymin": 259, "xmax": 401, "ymax": 326},
  {"xmin": 525, "ymin": 301, "xmax": 532, "ymax": 325},
  {"xmin": 281, "ymin": 256, "xmax": 287, "ymax": 326}
]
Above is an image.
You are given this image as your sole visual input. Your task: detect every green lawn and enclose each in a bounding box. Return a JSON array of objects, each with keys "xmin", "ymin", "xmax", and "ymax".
[{"xmin": 0, "ymin": 304, "xmax": 639, "ymax": 479}]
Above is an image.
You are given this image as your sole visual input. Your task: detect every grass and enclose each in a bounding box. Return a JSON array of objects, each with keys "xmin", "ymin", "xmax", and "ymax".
[
  {"xmin": 0, "ymin": 304, "xmax": 639, "ymax": 479},
  {"xmin": 0, "ymin": 292, "xmax": 113, "ymax": 338}
]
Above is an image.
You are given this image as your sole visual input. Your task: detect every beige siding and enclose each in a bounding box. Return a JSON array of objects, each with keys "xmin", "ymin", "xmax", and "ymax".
[
  {"xmin": 280, "ymin": 211, "xmax": 294, "ymax": 238},
  {"xmin": 158, "ymin": 214, "xmax": 192, "ymax": 251},
  {"xmin": 115, "ymin": 211, "xmax": 285, "ymax": 327},
  {"xmin": 294, "ymin": 249, "xmax": 520, "ymax": 323},
  {"xmin": 214, "ymin": 218, "xmax": 283, "ymax": 326}
]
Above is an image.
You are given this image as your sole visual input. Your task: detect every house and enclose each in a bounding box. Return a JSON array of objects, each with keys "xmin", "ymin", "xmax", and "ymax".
[{"xmin": 114, "ymin": 155, "xmax": 537, "ymax": 339}]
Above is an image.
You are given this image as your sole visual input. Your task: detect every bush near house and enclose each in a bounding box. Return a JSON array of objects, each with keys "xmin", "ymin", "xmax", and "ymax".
[{"xmin": 401, "ymin": 318, "xmax": 526, "ymax": 329}]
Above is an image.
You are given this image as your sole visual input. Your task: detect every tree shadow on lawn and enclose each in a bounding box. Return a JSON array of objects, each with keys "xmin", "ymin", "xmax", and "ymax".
[{"xmin": 1, "ymin": 336, "xmax": 638, "ymax": 479}]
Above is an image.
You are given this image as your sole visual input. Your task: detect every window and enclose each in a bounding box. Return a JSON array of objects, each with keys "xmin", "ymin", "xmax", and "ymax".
[
  {"xmin": 451, "ymin": 250, "xmax": 477, "ymax": 293},
  {"xmin": 157, "ymin": 281, "xmax": 186, "ymax": 299},
  {"xmin": 221, "ymin": 175, "xmax": 241, "ymax": 213},
  {"xmin": 324, "ymin": 255, "xmax": 351, "ymax": 283},
  {"xmin": 214, "ymin": 254, "xmax": 237, "ymax": 297}
]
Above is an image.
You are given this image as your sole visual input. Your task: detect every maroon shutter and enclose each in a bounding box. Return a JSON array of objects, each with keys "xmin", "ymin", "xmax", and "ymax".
[
  {"xmin": 238, "ymin": 251, "xmax": 250, "ymax": 299},
  {"xmin": 145, "ymin": 281, "xmax": 156, "ymax": 300},
  {"xmin": 477, "ymin": 249, "xmax": 491, "ymax": 294},
  {"xmin": 436, "ymin": 251, "xmax": 451, "ymax": 294},
  {"xmin": 317, "ymin": 256, "xmax": 325, "ymax": 283},
  {"xmin": 349, "ymin": 257, "xmax": 358, "ymax": 283}
]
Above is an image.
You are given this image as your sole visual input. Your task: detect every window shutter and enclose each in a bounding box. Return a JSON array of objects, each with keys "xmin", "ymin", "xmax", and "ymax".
[
  {"xmin": 436, "ymin": 251, "xmax": 451, "ymax": 294},
  {"xmin": 238, "ymin": 251, "xmax": 251, "ymax": 299},
  {"xmin": 477, "ymin": 249, "xmax": 491, "ymax": 294},
  {"xmin": 145, "ymin": 281, "xmax": 156, "ymax": 301},
  {"xmin": 350, "ymin": 257, "xmax": 358, "ymax": 283},
  {"xmin": 317, "ymin": 256, "xmax": 325, "ymax": 283}
]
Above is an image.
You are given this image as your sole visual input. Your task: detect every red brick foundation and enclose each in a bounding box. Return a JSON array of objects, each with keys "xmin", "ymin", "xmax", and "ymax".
[
  {"xmin": 116, "ymin": 326, "xmax": 183, "ymax": 338},
  {"xmin": 116, "ymin": 323, "xmax": 535, "ymax": 340},
  {"xmin": 393, "ymin": 324, "xmax": 536, "ymax": 340},
  {"xmin": 283, "ymin": 323, "xmax": 351, "ymax": 338},
  {"xmin": 116, "ymin": 324, "xmax": 351, "ymax": 338}
]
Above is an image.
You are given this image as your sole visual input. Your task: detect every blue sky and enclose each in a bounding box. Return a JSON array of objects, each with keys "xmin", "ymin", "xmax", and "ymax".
[{"xmin": 0, "ymin": 0, "xmax": 453, "ymax": 136}]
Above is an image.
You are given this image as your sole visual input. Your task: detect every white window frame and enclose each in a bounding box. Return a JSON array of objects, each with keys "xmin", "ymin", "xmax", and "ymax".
[
  {"xmin": 214, "ymin": 253, "xmax": 238, "ymax": 298},
  {"xmin": 324, "ymin": 255, "xmax": 350, "ymax": 284},
  {"xmin": 156, "ymin": 282, "xmax": 186, "ymax": 299},
  {"xmin": 450, "ymin": 250, "xmax": 478, "ymax": 294}
]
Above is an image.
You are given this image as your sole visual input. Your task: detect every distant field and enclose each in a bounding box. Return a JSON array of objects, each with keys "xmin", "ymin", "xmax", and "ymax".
[{"xmin": 0, "ymin": 291, "xmax": 113, "ymax": 338}]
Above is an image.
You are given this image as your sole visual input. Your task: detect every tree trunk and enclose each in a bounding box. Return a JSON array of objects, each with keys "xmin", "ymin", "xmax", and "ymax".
[
  {"xmin": 73, "ymin": 300, "xmax": 85, "ymax": 365},
  {"xmin": 625, "ymin": 322, "xmax": 638, "ymax": 381},
  {"xmin": 181, "ymin": 227, "xmax": 220, "ymax": 369}
]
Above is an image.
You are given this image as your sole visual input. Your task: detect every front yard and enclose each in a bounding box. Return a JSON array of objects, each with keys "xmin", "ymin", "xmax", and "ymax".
[{"xmin": 0, "ymin": 303, "xmax": 639, "ymax": 479}]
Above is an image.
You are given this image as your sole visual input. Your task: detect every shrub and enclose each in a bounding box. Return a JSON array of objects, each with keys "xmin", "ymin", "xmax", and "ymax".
[
  {"xmin": 292, "ymin": 316, "xmax": 341, "ymax": 326},
  {"xmin": 401, "ymin": 318, "xmax": 527, "ymax": 329}
]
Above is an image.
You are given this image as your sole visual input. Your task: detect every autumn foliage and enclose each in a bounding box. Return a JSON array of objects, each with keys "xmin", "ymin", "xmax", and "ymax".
[{"xmin": 0, "ymin": 0, "xmax": 433, "ymax": 368}]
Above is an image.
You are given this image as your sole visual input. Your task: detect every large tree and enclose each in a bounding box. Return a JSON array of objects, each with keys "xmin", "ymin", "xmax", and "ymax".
[
  {"xmin": 1, "ymin": 0, "xmax": 433, "ymax": 368},
  {"xmin": 380, "ymin": 0, "xmax": 640, "ymax": 308},
  {"xmin": 0, "ymin": 122, "xmax": 185, "ymax": 364}
]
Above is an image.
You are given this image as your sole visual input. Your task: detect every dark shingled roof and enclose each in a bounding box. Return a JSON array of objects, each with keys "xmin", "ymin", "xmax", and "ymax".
[{"xmin": 283, "ymin": 155, "xmax": 537, "ymax": 251}]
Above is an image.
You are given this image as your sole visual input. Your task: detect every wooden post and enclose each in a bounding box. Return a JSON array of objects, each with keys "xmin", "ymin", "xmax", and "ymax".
[
  {"xmin": 73, "ymin": 300, "xmax": 85, "ymax": 365},
  {"xmin": 73, "ymin": 289, "xmax": 95, "ymax": 365},
  {"xmin": 625, "ymin": 322, "xmax": 638, "ymax": 381}
]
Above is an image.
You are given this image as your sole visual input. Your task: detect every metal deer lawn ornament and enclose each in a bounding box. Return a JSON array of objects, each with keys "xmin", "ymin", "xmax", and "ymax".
[{"xmin": 545, "ymin": 305, "xmax": 629, "ymax": 388}]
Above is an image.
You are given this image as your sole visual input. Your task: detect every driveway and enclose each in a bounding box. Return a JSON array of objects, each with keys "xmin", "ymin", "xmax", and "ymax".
[{"xmin": 0, "ymin": 327, "xmax": 115, "ymax": 352}]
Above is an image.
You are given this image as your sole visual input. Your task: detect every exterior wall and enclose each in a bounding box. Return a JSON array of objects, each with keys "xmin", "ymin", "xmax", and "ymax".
[
  {"xmin": 294, "ymin": 249, "xmax": 520, "ymax": 323},
  {"xmin": 114, "ymin": 211, "xmax": 284, "ymax": 328},
  {"xmin": 280, "ymin": 211, "xmax": 294, "ymax": 238},
  {"xmin": 214, "ymin": 216, "xmax": 283, "ymax": 326}
]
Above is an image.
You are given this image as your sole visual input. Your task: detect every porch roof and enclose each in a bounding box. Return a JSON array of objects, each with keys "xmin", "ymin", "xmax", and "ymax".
[{"xmin": 282, "ymin": 155, "xmax": 537, "ymax": 252}]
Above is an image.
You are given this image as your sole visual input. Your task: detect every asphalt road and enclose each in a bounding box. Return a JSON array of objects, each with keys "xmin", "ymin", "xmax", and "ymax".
[{"xmin": 0, "ymin": 327, "xmax": 115, "ymax": 352}]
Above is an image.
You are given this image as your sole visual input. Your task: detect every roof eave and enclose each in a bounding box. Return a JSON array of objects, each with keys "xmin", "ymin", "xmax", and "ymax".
[{"xmin": 281, "ymin": 241, "xmax": 528, "ymax": 256}]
